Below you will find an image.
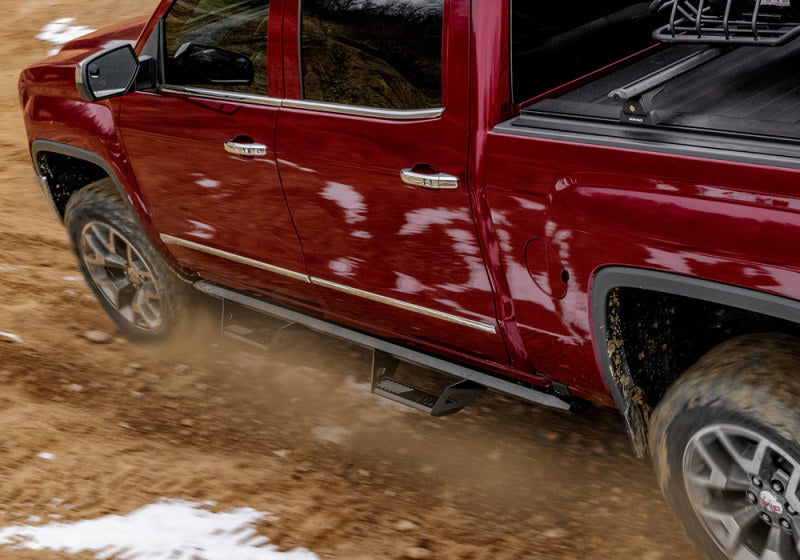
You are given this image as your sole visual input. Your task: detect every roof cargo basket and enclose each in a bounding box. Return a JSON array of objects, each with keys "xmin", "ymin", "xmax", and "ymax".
[{"xmin": 652, "ymin": 0, "xmax": 800, "ymax": 45}]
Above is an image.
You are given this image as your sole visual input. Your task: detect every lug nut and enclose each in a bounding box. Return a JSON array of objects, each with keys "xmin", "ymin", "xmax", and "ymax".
[
  {"xmin": 788, "ymin": 505, "xmax": 798, "ymax": 516},
  {"xmin": 761, "ymin": 513, "xmax": 773, "ymax": 524},
  {"xmin": 780, "ymin": 518, "xmax": 792, "ymax": 531},
  {"xmin": 772, "ymin": 481, "xmax": 785, "ymax": 493},
  {"xmin": 753, "ymin": 477, "xmax": 763, "ymax": 487},
  {"xmin": 747, "ymin": 491, "xmax": 757, "ymax": 504}
]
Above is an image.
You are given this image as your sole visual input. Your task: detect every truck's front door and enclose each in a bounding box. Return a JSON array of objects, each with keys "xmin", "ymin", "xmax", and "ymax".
[
  {"xmin": 276, "ymin": 0, "xmax": 508, "ymax": 363},
  {"xmin": 120, "ymin": 0, "xmax": 320, "ymax": 305}
]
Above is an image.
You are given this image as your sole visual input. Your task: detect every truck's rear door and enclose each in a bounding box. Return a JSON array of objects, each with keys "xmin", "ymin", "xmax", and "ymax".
[{"xmin": 275, "ymin": 0, "xmax": 508, "ymax": 363}]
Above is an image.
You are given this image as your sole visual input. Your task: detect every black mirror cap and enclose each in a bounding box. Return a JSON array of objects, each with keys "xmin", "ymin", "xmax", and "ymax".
[{"xmin": 76, "ymin": 44, "xmax": 140, "ymax": 102}]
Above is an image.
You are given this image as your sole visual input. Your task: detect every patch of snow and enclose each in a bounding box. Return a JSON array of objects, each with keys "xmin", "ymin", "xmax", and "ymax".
[
  {"xmin": 64, "ymin": 290, "xmax": 96, "ymax": 301},
  {"xmin": 0, "ymin": 499, "xmax": 319, "ymax": 560},
  {"xmin": 36, "ymin": 18, "xmax": 95, "ymax": 55},
  {"xmin": 311, "ymin": 425, "xmax": 352, "ymax": 445},
  {"xmin": 62, "ymin": 276, "xmax": 85, "ymax": 283},
  {"xmin": 36, "ymin": 453, "xmax": 56, "ymax": 461},
  {"xmin": 0, "ymin": 332, "xmax": 23, "ymax": 344}
]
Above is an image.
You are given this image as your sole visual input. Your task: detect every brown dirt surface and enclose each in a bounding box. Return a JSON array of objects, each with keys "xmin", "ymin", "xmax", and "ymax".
[{"xmin": 0, "ymin": 1, "xmax": 701, "ymax": 558}]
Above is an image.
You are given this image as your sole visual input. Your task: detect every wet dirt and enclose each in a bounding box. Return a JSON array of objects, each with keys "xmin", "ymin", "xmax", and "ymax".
[{"xmin": 0, "ymin": 1, "xmax": 700, "ymax": 558}]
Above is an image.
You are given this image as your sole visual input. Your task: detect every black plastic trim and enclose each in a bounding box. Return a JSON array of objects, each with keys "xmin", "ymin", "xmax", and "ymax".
[
  {"xmin": 592, "ymin": 267, "xmax": 800, "ymax": 453},
  {"xmin": 495, "ymin": 115, "xmax": 800, "ymax": 170},
  {"xmin": 31, "ymin": 140, "xmax": 134, "ymax": 221}
]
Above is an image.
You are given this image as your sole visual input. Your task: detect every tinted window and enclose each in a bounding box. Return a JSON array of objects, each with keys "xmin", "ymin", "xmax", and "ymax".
[
  {"xmin": 301, "ymin": 0, "xmax": 443, "ymax": 110},
  {"xmin": 511, "ymin": 1, "xmax": 663, "ymax": 102},
  {"xmin": 164, "ymin": 0, "xmax": 270, "ymax": 95}
]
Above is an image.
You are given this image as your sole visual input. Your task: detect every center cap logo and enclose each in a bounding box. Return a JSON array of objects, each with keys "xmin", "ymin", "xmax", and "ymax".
[{"xmin": 759, "ymin": 491, "xmax": 784, "ymax": 515}]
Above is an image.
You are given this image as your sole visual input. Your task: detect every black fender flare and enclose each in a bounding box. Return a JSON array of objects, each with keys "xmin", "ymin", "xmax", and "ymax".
[
  {"xmin": 591, "ymin": 266, "xmax": 800, "ymax": 456},
  {"xmin": 31, "ymin": 139, "xmax": 137, "ymax": 221}
]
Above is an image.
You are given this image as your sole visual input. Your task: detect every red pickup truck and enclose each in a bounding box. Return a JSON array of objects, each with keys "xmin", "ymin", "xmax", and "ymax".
[{"xmin": 19, "ymin": 0, "xmax": 800, "ymax": 558}]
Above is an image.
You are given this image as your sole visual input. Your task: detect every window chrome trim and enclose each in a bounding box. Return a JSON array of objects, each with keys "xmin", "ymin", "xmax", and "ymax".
[
  {"xmin": 160, "ymin": 234, "xmax": 310, "ymax": 283},
  {"xmin": 311, "ymin": 277, "xmax": 498, "ymax": 334},
  {"xmin": 158, "ymin": 87, "xmax": 442, "ymax": 119},
  {"xmin": 160, "ymin": 86, "xmax": 282, "ymax": 107},
  {"xmin": 282, "ymin": 99, "xmax": 444, "ymax": 120}
]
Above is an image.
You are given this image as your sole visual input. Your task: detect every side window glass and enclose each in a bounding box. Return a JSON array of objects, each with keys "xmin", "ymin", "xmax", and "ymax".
[
  {"xmin": 164, "ymin": 0, "xmax": 270, "ymax": 95},
  {"xmin": 301, "ymin": 0, "xmax": 443, "ymax": 110}
]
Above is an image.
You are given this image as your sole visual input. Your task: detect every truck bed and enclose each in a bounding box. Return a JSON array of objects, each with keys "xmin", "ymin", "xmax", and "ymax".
[{"xmin": 520, "ymin": 38, "xmax": 800, "ymax": 142}]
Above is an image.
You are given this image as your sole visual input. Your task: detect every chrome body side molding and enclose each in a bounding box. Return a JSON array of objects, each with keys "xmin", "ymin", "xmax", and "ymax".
[
  {"xmin": 311, "ymin": 276, "xmax": 497, "ymax": 334},
  {"xmin": 159, "ymin": 234, "xmax": 311, "ymax": 283},
  {"xmin": 159, "ymin": 235, "xmax": 497, "ymax": 334}
]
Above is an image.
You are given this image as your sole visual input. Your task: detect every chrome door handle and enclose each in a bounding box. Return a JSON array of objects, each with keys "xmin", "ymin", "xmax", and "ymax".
[
  {"xmin": 400, "ymin": 168, "xmax": 459, "ymax": 190},
  {"xmin": 224, "ymin": 140, "xmax": 268, "ymax": 157}
]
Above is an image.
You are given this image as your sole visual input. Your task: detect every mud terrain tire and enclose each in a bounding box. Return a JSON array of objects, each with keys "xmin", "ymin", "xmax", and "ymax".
[
  {"xmin": 65, "ymin": 178, "xmax": 192, "ymax": 342},
  {"xmin": 650, "ymin": 333, "xmax": 800, "ymax": 560}
]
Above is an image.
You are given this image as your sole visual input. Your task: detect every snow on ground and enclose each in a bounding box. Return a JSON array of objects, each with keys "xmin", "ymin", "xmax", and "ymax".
[
  {"xmin": 0, "ymin": 331, "xmax": 24, "ymax": 344},
  {"xmin": 0, "ymin": 499, "xmax": 320, "ymax": 560},
  {"xmin": 36, "ymin": 18, "xmax": 95, "ymax": 54}
]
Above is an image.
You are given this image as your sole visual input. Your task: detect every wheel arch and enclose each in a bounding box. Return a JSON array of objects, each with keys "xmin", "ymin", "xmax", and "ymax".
[
  {"xmin": 31, "ymin": 139, "xmax": 139, "ymax": 221},
  {"xmin": 591, "ymin": 267, "xmax": 800, "ymax": 458}
]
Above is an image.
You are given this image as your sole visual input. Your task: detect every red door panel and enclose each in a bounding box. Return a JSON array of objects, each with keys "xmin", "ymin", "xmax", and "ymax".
[
  {"xmin": 119, "ymin": 91, "xmax": 318, "ymax": 304},
  {"xmin": 275, "ymin": 0, "xmax": 508, "ymax": 363}
]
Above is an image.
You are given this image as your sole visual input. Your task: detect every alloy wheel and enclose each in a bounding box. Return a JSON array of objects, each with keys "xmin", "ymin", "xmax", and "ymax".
[{"xmin": 79, "ymin": 220, "xmax": 164, "ymax": 331}]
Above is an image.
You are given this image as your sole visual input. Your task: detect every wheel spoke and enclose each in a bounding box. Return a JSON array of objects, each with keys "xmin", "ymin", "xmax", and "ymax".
[
  {"xmin": 693, "ymin": 437, "xmax": 747, "ymax": 491},
  {"xmin": 95, "ymin": 277, "xmax": 130, "ymax": 306},
  {"xmin": 90, "ymin": 223, "xmax": 115, "ymax": 253},
  {"xmin": 131, "ymin": 260, "xmax": 155, "ymax": 284},
  {"xmin": 84, "ymin": 232, "xmax": 127, "ymax": 270},
  {"xmin": 785, "ymin": 471, "xmax": 800, "ymax": 515},
  {"xmin": 83, "ymin": 235, "xmax": 107, "ymax": 263},
  {"xmin": 718, "ymin": 432, "xmax": 770, "ymax": 479},
  {"xmin": 761, "ymin": 525, "xmax": 793, "ymax": 560},
  {"xmin": 103, "ymin": 253, "xmax": 128, "ymax": 269},
  {"xmin": 131, "ymin": 289, "xmax": 160, "ymax": 329},
  {"xmin": 126, "ymin": 243, "xmax": 134, "ymax": 265},
  {"xmin": 700, "ymin": 504, "xmax": 760, "ymax": 553}
]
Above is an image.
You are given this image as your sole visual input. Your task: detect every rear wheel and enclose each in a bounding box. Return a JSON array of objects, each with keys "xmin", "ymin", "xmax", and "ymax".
[
  {"xmin": 65, "ymin": 178, "xmax": 192, "ymax": 341},
  {"xmin": 651, "ymin": 334, "xmax": 800, "ymax": 560}
]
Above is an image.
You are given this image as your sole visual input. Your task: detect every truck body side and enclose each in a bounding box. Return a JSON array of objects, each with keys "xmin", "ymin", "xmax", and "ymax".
[{"xmin": 19, "ymin": 0, "xmax": 800, "ymax": 455}]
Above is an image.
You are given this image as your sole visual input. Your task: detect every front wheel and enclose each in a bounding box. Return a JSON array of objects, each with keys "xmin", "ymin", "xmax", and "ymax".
[
  {"xmin": 65, "ymin": 178, "xmax": 193, "ymax": 342},
  {"xmin": 650, "ymin": 334, "xmax": 800, "ymax": 560}
]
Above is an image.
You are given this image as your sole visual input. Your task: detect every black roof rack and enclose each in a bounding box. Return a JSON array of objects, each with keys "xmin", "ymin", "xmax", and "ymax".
[{"xmin": 652, "ymin": 0, "xmax": 800, "ymax": 45}]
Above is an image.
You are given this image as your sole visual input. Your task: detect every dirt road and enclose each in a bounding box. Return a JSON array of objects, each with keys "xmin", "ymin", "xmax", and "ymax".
[{"xmin": 0, "ymin": 2, "xmax": 700, "ymax": 558}]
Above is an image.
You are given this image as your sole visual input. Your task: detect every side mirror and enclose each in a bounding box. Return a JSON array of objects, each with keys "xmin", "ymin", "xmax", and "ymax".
[
  {"xmin": 173, "ymin": 43, "xmax": 254, "ymax": 85},
  {"xmin": 76, "ymin": 44, "xmax": 140, "ymax": 102}
]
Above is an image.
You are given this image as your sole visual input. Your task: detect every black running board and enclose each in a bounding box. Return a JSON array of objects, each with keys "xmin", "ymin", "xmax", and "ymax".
[
  {"xmin": 196, "ymin": 281, "xmax": 579, "ymax": 413},
  {"xmin": 371, "ymin": 349, "xmax": 486, "ymax": 416}
]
